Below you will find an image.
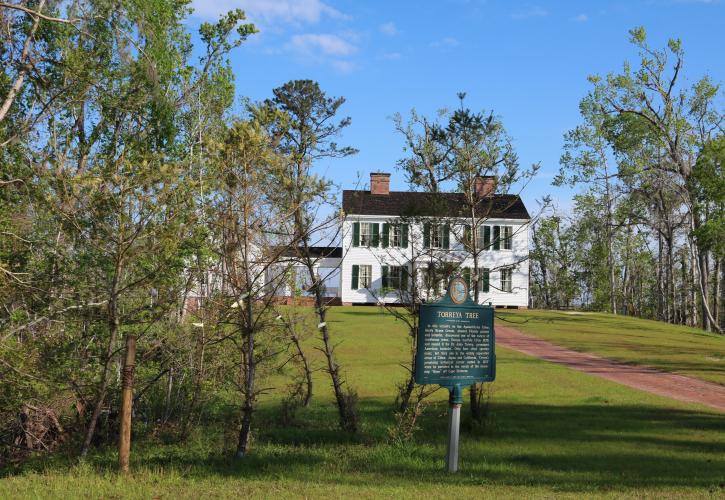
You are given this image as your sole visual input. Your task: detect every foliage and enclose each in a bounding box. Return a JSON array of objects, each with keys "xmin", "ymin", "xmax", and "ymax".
[
  {"xmin": 1, "ymin": 307, "xmax": 723, "ymax": 497},
  {"xmin": 543, "ymin": 27, "xmax": 724, "ymax": 331}
]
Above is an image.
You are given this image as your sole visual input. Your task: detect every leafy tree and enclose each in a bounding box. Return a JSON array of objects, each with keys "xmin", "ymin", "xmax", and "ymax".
[
  {"xmin": 394, "ymin": 93, "xmax": 540, "ymax": 421},
  {"xmin": 587, "ymin": 27, "xmax": 723, "ymax": 331},
  {"xmin": 261, "ymin": 80, "xmax": 360, "ymax": 432}
]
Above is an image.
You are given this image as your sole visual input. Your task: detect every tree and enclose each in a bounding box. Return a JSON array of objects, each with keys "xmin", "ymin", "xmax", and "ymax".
[
  {"xmin": 209, "ymin": 114, "xmax": 291, "ymax": 458},
  {"xmin": 261, "ymin": 80, "xmax": 359, "ymax": 432},
  {"xmin": 589, "ymin": 27, "xmax": 723, "ymax": 332},
  {"xmin": 0, "ymin": 1, "xmax": 257, "ymax": 470},
  {"xmin": 394, "ymin": 93, "xmax": 540, "ymax": 421},
  {"xmin": 557, "ymin": 94, "xmax": 622, "ymax": 314}
]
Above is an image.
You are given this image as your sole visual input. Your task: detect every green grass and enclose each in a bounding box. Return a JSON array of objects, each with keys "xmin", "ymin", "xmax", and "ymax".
[
  {"xmin": 497, "ymin": 309, "xmax": 725, "ymax": 385},
  {"xmin": 2, "ymin": 307, "xmax": 724, "ymax": 499}
]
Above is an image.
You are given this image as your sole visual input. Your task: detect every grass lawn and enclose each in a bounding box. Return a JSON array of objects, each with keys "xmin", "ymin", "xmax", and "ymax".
[
  {"xmin": 1, "ymin": 307, "xmax": 723, "ymax": 499},
  {"xmin": 497, "ymin": 309, "xmax": 725, "ymax": 385}
]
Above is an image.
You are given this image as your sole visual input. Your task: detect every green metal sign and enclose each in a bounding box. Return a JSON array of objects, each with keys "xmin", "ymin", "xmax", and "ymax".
[{"xmin": 415, "ymin": 277, "xmax": 496, "ymax": 388}]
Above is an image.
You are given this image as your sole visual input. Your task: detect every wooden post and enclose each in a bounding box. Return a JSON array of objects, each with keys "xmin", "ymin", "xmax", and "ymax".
[{"xmin": 119, "ymin": 333, "xmax": 137, "ymax": 473}]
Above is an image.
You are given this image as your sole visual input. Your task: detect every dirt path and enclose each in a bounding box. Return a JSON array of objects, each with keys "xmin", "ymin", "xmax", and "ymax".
[{"xmin": 496, "ymin": 325, "xmax": 725, "ymax": 412}]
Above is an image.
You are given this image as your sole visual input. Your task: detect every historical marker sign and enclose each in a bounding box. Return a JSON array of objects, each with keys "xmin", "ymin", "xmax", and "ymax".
[
  {"xmin": 415, "ymin": 276, "xmax": 496, "ymax": 473},
  {"xmin": 415, "ymin": 277, "xmax": 496, "ymax": 387}
]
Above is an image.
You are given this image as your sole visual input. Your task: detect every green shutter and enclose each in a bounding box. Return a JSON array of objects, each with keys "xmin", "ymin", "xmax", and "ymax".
[
  {"xmin": 401, "ymin": 266, "xmax": 409, "ymax": 291},
  {"xmin": 493, "ymin": 225, "xmax": 500, "ymax": 250},
  {"xmin": 372, "ymin": 223, "xmax": 380, "ymax": 247},
  {"xmin": 353, "ymin": 222, "xmax": 360, "ymax": 247},
  {"xmin": 382, "ymin": 223, "xmax": 390, "ymax": 248},
  {"xmin": 464, "ymin": 225, "xmax": 472, "ymax": 248},
  {"xmin": 482, "ymin": 268, "xmax": 490, "ymax": 292},
  {"xmin": 423, "ymin": 222, "xmax": 430, "ymax": 248},
  {"xmin": 351, "ymin": 265, "xmax": 359, "ymax": 289},
  {"xmin": 401, "ymin": 224, "xmax": 409, "ymax": 248},
  {"xmin": 381, "ymin": 265, "xmax": 389, "ymax": 289},
  {"xmin": 484, "ymin": 225, "xmax": 491, "ymax": 249},
  {"xmin": 463, "ymin": 268, "xmax": 471, "ymax": 290},
  {"xmin": 443, "ymin": 224, "xmax": 450, "ymax": 249}
]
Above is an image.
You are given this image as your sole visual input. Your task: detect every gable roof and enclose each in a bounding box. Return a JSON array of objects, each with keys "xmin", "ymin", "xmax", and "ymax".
[
  {"xmin": 273, "ymin": 246, "xmax": 342, "ymax": 259},
  {"xmin": 342, "ymin": 191, "xmax": 530, "ymax": 219}
]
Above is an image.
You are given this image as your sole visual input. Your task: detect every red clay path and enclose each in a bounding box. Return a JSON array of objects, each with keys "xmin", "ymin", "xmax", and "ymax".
[{"xmin": 496, "ymin": 325, "xmax": 725, "ymax": 412}]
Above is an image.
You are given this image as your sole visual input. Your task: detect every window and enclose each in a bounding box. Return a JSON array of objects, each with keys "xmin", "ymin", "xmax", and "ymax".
[
  {"xmin": 500, "ymin": 267, "xmax": 512, "ymax": 293},
  {"xmin": 501, "ymin": 226, "xmax": 513, "ymax": 250},
  {"xmin": 360, "ymin": 223, "xmax": 374, "ymax": 246},
  {"xmin": 492, "ymin": 226, "xmax": 500, "ymax": 250},
  {"xmin": 479, "ymin": 268, "xmax": 490, "ymax": 293},
  {"xmin": 475, "ymin": 225, "xmax": 511, "ymax": 251},
  {"xmin": 476, "ymin": 225, "xmax": 491, "ymax": 250},
  {"xmin": 425, "ymin": 223, "xmax": 449, "ymax": 249},
  {"xmin": 391, "ymin": 225, "xmax": 401, "ymax": 247},
  {"xmin": 382, "ymin": 265, "xmax": 407, "ymax": 291},
  {"xmin": 359, "ymin": 265, "xmax": 372, "ymax": 288},
  {"xmin": 430, "ymin": 225, "xmax": 441, "ymax": 248},
  {"xmin": 351, "ymin": 264, "xmax": 372, "ymax": 290},
  {"xmin": 382, "ymin": 223, "xmax": 408, "ymax": 248}
]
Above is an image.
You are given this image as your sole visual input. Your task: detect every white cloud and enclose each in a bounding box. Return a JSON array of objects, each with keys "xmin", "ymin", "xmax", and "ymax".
[
  {"xmin": 511, "ymin": 5, "xmax": 548, "ymax": 19},
  {"xmin": 288, "ymin": 33, "xmax": 357, "ymax": 56},
  {"xmin": 331, "ymin": 60, "xmax": 358, "ymax": 73},
  {"xmin": 381, "ymin": 51, "xmax": 402, "ymax": 60},
  {"xmin": 284, "ymin": 33, "xmax": 359, "ymax": 73},
  {"xmin": 573, "ymin": 13, "xmax": 588, "ymax": 22},
  {"xmin": 430, "ymin": 37, "xmax": 460, "ymax": 48},
  {"xmin": 379, "ymin": 22, "xmax": 398, "ymax": 36},
  {"xmin": 190, "ymin": 0, "xmax": 349, "ymax": 24}
]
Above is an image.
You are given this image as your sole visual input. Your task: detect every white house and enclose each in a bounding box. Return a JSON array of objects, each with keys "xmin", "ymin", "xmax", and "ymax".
[
  {"xmin": 338, "ymin": 173, "xmax": 530, "ymax": 307},
  {"xmin": 189, "ymin": 172, "xmax": 531, "ymax": 311}
]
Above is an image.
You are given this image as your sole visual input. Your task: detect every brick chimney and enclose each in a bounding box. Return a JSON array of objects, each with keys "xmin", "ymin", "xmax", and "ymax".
[
  {"xmin": 370, "ymin": 172, "xmax": 390, "ymax": 195},
  {"xmin": 474, "ymin": 176, "xmax": 496, "ymax": 197}
]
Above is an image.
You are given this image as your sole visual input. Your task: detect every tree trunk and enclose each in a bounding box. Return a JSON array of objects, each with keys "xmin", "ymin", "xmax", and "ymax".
[
  {"xmin": 163, "ymin": 368, "xmax": 174, "ymax": 424},
  {"xmin": 80, "ymin": 257, "xmax": 122, "ymax": 458},
  {"xmin": 699, "ymin": 250, "xmax": 711, "ymax": 332},
  {"xmin": 296, "ymin": 199, "xmax": 355, "ymax": 431},
  {"xmin": 689, "ymin": 249, "xmax": 698, "ymax": 327},
  {"xmin": 290, "ymin": 333, "xmax": 313, "ymax": 407},
  {"xmin": 118, "ymin": 334, "xmax": 137, "ymax": 473},
  {"xmin": 236, "ymin": 296, "xmax": 255, "ymax": 458},
  {"xmin": 307, "ymin": 264, "xmax": 355, "ymax": 432},
  {"xmin": 666, "ymin": 230, "xmax": 675, "ymax": 324},
  {"xmin": 713, "ymin": 258, "xmax": 720, "ymax": 329},
  {"xmin": 720, "ymin": 257, "xmax": 725, "ymax": 331},
  {"xmin": 657, "ymin": 232, "xmax": 664, "ymax": 320}
]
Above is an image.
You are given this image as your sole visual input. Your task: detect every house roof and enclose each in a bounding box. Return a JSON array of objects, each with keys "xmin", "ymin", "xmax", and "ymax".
[
  {"xmin": 342, "ymin": 191, "xmax": 530, "ymax": 219},
  {"xmin": 277, "ymin": 246, "xmax": 342, "ymax": 259}
]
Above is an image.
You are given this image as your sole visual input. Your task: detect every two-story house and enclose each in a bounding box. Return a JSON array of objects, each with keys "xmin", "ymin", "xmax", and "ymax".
[{"xmin": 339, "ymin": 172, "xmax": 530, "ymax": 307}]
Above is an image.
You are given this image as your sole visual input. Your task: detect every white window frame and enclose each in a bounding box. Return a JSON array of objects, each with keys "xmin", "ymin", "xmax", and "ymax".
[
  {"xmin": 501, "ymin": 226, "xmax": 513, "ymax": 250},
  {"xmin": 359, "ymin": 265, "xmax": 372, "ymax": 289},
  {"xmin": 429, "ymin": 224, "xmax": 444, "ymax": 249},
  {"xmin": 390, "ymin": 225, "xmax": 402, "ymax": 247},
  {"xmin": 360, "ymin": 223, "xmax": 374, "ymax": 247},
  {"xmin": 500, "ymin": 267, "xmax": 513, "ymax": 293}
]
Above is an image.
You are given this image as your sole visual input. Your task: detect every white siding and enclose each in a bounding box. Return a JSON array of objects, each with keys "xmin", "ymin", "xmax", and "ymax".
[{"xmin": 341, "ymin": 215, "xmax": 529, "ymax": 306}]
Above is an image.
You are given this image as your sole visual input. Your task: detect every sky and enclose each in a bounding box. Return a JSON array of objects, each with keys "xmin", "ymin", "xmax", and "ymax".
[{"xmin": 187, "ymin": 0, "xmax": 725, "ymax": 213}]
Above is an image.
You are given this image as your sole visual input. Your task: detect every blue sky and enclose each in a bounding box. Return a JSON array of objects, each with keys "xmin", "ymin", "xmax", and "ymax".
[{"xmin": 189, "ymin": 0, "xmax": 724, "ymax": 213}]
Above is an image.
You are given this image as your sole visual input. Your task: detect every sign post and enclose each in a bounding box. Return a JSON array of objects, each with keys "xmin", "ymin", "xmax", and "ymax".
[{"xmin": 415, "ymin": 277, "xmax": 495, "ymax": 473}]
